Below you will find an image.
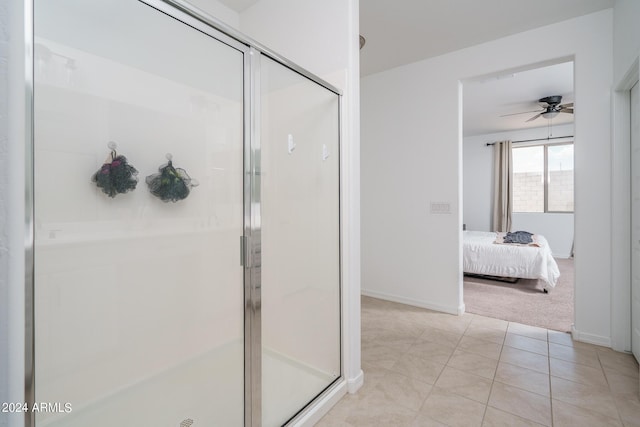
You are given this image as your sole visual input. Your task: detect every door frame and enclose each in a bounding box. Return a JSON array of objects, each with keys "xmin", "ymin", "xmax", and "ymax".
[{"xmin": 611, "ymin": 54, "xmax": 639, "ymax": 353}]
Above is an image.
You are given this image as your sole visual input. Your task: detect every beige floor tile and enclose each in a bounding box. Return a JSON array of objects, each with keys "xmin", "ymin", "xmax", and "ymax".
[
  {"xmin": 470, "ymin": 316, "xmax": 509, "ymax": 332},
  {"xmin": 547, "ymin": 330, "xmax": 573, "ymax": 346},
  {"xmin": 548, "ymin": 341, "xmax": 601, "ymax": 368},
  {"xmin": 317, "ymin": 394, "xmax": 361, "ymax": 425},
  {"xmin": 499, "ymin": 345, "xmax": 549, "ymax": 374},
  {"xmin": 550, "ymin": 357, "xmax": 608, "ymax": 387},
  {"xmin": 605, "ymin": 366, "xmax": 640, "ymax": 397},
  {"xmin": 390, "ymin": 353, "xmax": 446, "ymax": 385},
  {"xmin": 614, "ymin": 394, "xmax": 640, "ymax": 427},
  {"xmin": 353, "ymin": 298, "xmax": 633, "ymax": 427},
  {"xmin": 373, "ymin": 371, "xmax": 433, "ymax": 411},
  {"xmin": 551, "ymin": 399, "xmax": 623, "ymax": 427},
  {"xmin": 315, "ymin": 419, "xmax": 353, "ymax": 427},
  {"xmin": 504, "ymin": 333, "xmax": 548, "ymax": 356},
  {"xmin": 550, "ymin": 375, "xmax": 619, "ymax": 419},
  {"xmin": 357, "ymin": 363, "xmax": 392, "ymax": 398},
  {"xmin": 488, "ymin": 381, "xmax": 552, "ymax": 426},
  {"xmin": 407, "ymin": 309, "xmax": 456, "ymax": 328},
  {"xmin": 494, "ymin": 362, "xmax": 550, "ymax": 397},
  {"xmin": 464, "ymin": 323, "xmax": 507, "ymax": 345},
  {"xmin": 547, "ymin": 331, "xmax": 604, "ymax": 352},
  {"xmin": 373, "ymin": 328, "xmax": 423, "ymax": 353},
  {"xmin": 342, "ymin": 389, "xmax": 419, "ymax": 427},
  {"xmin": 380, "ymin": 317, "xmax": 430, "ymax": 339},
  {"xmin": 447, "ymin": 348, "xmax": 499, "ymax": 379},
  {"xmin": 482, "ymin": 406, "xmax": 546, "ymax": 426},
  {"xmin": 362, "ymin": 343, "xmax": 404, "ymax": 369},
  {"xmin": 361, "ymin": 327, "xmax": 379, "ymax": 344},
  {"xmin": 416, "ymin": 387, "xmax": 486, "ymax": 427},
  {"xmin": 361, "ymin": 315, "xmax": 402, "ymax": 336},
  {"xmin": 418, "ymin": 327, "xmax": 463, "ymax": 347},
  {"xmin": 434, "ymin": 366, "xmax": 493, "ymax": 404},
  {"xmin": 458, "ymin": 335, "xmax": 503, "ymax": 360},
  {"xmin": 598, "ymin": 350, "xmax": 640, "ymax": 379},
  {"xmin": 507, "ymin": 322, "xmax": 548, "ymax": 341},
  {"xmin": 407, "ymin": 340, "xmax": 457, "ymax": 364},
  {"xmin": 409, "ymin": 414, "xmax": 449, "ymax": 427},
  {"xmin": 423, "ymin": 314, "xmax": 473, "ymax": 335}
]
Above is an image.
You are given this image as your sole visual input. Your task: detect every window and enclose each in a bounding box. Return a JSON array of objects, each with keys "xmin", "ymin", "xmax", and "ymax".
[{"xmin": 512, "ymin": 143, "xmax": 573, "ymax": 213}]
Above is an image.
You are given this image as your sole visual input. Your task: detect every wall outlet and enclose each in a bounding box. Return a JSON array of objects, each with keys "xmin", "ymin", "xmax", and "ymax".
[{"xmin": 430, "ymin": 202, "xmax": 451, "ymax": 214}]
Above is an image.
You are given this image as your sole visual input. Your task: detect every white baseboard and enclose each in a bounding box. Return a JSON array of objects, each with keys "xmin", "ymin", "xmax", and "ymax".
[
  {"xmin": 291, "ymin": 379, "xmax": 347, "ymax": 427},
  {"xmin": 571, "ymin": 326, "xmax": 611, "ymax": 348},
  {"xmin": 361, "ymin": 289, "xmax": 459, "ymax": 315},
  {"xmin": 458, "ymin": 303, "xmax": 466, "ymax": 316},
  {"xmin": 347, "ymin": 369, "xmax": 364, "ymax": 393}
]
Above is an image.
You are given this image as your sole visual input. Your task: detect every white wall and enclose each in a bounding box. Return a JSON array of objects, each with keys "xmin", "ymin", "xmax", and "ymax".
[
  {"xmin": 462, "ymin": 132, "xmax": 493, "ymax": 232},
  {"xmin": 511, "ymin": 214, "xmax": 573, "ymax": 259},
  {"xmin": 611, "ymin": 0, "xmax": 640, "ymax": 352},
  {"xmin": 361, "ymin": 10, "xmax": 612, "ymax": 345},
  {"xmin": 184, "ymin": 0, "xmax": 240, "ymax": 29},
  {"xmin": 240, "ymin": 0, "xmax": 349, "ymax": 88},
  {"xmin": 463, "ymin": 124, "xmax": 575, "ymax": 258},
  {"xmin": 613, "ymin": 0, "xmax": 640, "ymax": 85}
]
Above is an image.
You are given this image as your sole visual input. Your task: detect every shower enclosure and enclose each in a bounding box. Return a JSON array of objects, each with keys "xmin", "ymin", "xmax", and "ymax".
[{"xmin": 28, "ymin": 0, "xmax": 341, "ymax": 426}]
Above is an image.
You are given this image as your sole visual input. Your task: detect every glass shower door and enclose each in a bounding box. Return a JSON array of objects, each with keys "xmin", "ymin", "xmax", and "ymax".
[
  {"xmin": 33, "ymin": 0, "xmax": 245, "ymax": 425},
  {"xmin": 260, "ymin": 55, "xmax": 342, "ymax": 426}
]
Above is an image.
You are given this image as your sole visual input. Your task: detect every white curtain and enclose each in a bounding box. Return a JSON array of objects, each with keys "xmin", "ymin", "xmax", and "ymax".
[{"xmin": 492, "ymin": 140, "xmax": 513, "ymax": 232}]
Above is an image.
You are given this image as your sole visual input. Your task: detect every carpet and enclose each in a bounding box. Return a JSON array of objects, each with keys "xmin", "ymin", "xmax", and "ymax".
[{"xmin": 463, "ymin": 258, "xmax": 574, "ymax": 332}]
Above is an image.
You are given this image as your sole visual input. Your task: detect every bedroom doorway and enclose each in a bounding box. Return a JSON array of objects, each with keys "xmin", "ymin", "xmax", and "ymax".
[{"xmin": 461, "ymin": 60, "xmax": 575, "ymax": 333}]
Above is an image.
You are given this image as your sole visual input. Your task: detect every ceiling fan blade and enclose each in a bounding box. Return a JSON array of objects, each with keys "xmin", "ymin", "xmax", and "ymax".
[
  {"xmin": 499, "ymin": 109, "xmax": 543, "ymax": 117},
  {"xmin": 559, "ymin": 108, "xmax": 574, "ymax": 114},
  {"xmin": 560, "ymin": 102, "xmax": 574, "ymax": 108},
  {"xmin": 526, "ymin": 113, "xmax": 542, "ymax": 122}
]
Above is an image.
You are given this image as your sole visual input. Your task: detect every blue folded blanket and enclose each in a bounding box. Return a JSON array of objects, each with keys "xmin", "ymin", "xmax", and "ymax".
[{"xmin": 503, "ymin": 231, "xmax": 533, "ymax": 244}]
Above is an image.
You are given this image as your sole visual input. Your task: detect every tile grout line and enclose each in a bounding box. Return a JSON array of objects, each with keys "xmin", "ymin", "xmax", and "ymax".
[
  {"xmin": 479, "ymin": 324, "xmax": 506, "ymax": 427},
  {"xmin": 596, "ymin": 346, "xmax": 628, "ymax": 426},
  {"xmin": 377, "ymin": 300, "xmax": 638, "ymax": 426}
]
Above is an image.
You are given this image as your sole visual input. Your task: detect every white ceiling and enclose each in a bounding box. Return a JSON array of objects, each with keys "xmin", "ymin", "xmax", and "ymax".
[
  {"xmin": 359, "ymin": 0, "xmax": 613, "ymax": 77},
  {"xmin": 210, "ymin": 0, "xmax": 612, "ymax": 136},
  {"xmin": 464, "ymin": 61, "xmax": 574, "ymax": 136},
  {"xmin": 358, "ymin": 0, "xmax": 609, "ymax": 135}
]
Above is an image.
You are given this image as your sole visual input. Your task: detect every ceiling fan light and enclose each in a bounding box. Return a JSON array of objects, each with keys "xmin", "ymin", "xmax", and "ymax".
[{"xmin": 541, "ymin": 111, "xmax": 559, "ymax": 119}]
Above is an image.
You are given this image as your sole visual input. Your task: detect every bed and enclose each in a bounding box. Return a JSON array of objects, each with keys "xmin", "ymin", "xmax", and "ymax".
[{"xmin": 463, "ymin": 230, "xmax": 560, "ymax": 292}]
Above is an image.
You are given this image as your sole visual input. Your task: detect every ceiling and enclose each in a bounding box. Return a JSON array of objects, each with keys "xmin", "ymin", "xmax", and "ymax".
[
  {"xmin": 216, "ymin": 0, "xmax": 612, "ymax": 76},
  {"xmin": 464, "ymin": 61, "xmax": 574, "ymax": 136},
  {"xmin": 359, "ymin": 0, "xmax": 613, "ymax": 77},
  {"xmin": 211, "ymin": 0, "xmax": 613, "ymax": 136}
]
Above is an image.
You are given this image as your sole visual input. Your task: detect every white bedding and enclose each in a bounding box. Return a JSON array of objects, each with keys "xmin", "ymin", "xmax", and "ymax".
[{"xmin": 463, "ymin": 231, "xmax": 560, "ymax": 290}]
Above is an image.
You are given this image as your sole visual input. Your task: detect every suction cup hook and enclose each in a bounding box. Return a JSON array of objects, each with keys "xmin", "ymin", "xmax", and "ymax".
[
  {"xmin": 107, "ymin": 141, "xmax": 118, "ymax": 160},
  {"xmin": 166, "ymin": 153, "xmax": 173, "ymax": 162}
]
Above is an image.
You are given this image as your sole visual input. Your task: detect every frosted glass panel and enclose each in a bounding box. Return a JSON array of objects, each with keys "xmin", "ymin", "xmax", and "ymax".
[
  {"xmin": 33, "ymin": 0, "xmax": 244, "ymax": 425},
  {"xmin": 260, "ymin": 56, "xmax": 341, "ymax": 426}
]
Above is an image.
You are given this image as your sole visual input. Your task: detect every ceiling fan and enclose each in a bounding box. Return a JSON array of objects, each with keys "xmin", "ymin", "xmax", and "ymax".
[{"xmin": 501, "ymin": 95, "xmax": 574, "ymax": 122}]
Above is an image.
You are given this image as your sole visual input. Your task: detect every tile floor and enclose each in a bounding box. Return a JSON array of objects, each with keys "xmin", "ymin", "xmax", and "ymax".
[{"xmin": 317, "ymin": 296, "xmax": 640, "ymax": 427}]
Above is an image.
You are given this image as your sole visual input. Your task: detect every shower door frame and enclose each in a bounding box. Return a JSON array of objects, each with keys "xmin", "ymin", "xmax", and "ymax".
[{"xmin": 24, "ymin": 1, "xmax": 343, "ymax": 426}]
